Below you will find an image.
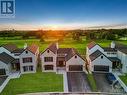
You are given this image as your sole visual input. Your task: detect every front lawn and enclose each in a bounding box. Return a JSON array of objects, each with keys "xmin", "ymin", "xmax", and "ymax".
[
  {"xmin": 119, "ymin": 74, "xmax": 127, "ymax": 85},
  {"xmin": 1, "ymin": 72, "xmax": 63, "ymax": 95}
]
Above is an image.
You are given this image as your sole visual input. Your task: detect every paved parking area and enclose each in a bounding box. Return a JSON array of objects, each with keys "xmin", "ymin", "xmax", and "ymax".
[
  {"xmin": 67, "ymin": 72, "xmax": 91, "ymax": 92},
  {"xmin": 93, "ymin": 73, "xmax": 112, "ymax": 92}
]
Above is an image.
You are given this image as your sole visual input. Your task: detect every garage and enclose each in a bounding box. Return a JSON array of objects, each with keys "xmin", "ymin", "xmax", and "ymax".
[
  {"xmin": 94, "ymin": 65, "xmax": 109, "ymax": 72},
  {"xmin": 44, "ymin": 65, "xmax": 53, "ymax": 70},
  {"xmin": 69, "ymin": 65, "xmax": 83, "ymax": 71},
  {"xmin": 0, "ymin": 69, "xmax": 6, "ymax": 75}
]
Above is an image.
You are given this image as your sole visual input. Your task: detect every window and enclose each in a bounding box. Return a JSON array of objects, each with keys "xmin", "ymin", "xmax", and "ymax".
[
  {"xmin": 23, "ymin": 57, "xmax": 32, "ymax": 63},
  {"xmin": 75, "ymin": 56, "xmax": 77, "ymax": 58},
  {"xmin": 47, "ymin": 50, "xmax": 50, "ymax": 53},
  {"xmin": 44, "ymin": 57, "xmax": 53, "ymax": 62},
  {"xmin": 23, "ymin": 66, "xmax": 33, "ymax": 72},
  {"xmin": 29, "ymin": 66, "xmax": 33, "ymax": 71},
  {"xmin": 23, "ymin": 66, "xmax": 28, "ymax": 72},
  {"xmin": 101, "ymin": 56, "xmax": 103, "ymax": 59},
  {"xmin": 25, "ymin": 51, "xmax": 28, "ymax": 54}
]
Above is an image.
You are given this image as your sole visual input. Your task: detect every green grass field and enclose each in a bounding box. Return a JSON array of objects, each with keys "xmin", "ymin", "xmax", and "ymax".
[
  {"xmin": 0, "ymin": 36, "xmax": 127, "ymax": 94},
  {"xmin": 0, "ymin": 36, "xmax": 127, "ymax": 55},
  {"xmin": 119, "ymin": 74, "xmax": 127, "ymax": 86},
  {"xmin": 1, "ymin": 72, "xmax": 63, "ymax": 95}
]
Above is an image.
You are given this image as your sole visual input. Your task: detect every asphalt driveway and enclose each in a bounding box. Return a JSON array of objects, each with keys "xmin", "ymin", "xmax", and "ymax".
[
  {"xmin": 93, "ymin": 73, "xmax": 112, "ymax": 92},
  {"xmin": 67, "ymin": 72, "xmax": 91, "ymax": 92}
]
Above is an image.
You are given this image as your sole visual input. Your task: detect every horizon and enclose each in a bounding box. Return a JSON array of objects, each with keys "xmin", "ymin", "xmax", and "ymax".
[{"xmin": 0, "ymin": 0, "xmax": 127, "ymax": 30}]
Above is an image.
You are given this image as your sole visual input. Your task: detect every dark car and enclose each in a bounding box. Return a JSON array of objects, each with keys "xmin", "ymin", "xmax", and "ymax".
[{"xmin": 106, "ymin": 73, "xmax": 116, "ymax": 84}]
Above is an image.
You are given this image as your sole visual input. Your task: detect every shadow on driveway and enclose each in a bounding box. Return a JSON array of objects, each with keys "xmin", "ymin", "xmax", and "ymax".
[
  {"xmin": 67, "ymin": 72, "xmax": 91, "ymax": 92},
  {"xmin": 93, "ymin": 73, "xmax": 112, "ymax": 92}
]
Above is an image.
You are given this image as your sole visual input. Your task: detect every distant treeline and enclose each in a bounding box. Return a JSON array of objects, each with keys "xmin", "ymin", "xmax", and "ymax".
[{"xmin": 0, "ymin": 29, "xmax": 127, "ymax": 41}]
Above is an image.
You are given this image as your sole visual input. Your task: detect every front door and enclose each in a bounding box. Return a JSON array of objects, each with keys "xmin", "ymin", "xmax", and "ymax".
[
  {"xmin": 12, "ymin": 63, "xmax": 20, "ymax": 71},
  {"xmin": 58, "ymin": 61, "xmax": 65, "ymax": 67}
]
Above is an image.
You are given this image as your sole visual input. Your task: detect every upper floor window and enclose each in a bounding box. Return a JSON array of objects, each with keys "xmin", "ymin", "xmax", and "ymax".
[
  {"xmin": 23, "ymin": 57, "xmax": 32, "ymax": 63},
  {"xmin": 75, "ymin": 56, "xmax": 77, "ymax": 58},
  {"xmin": 44, "ymin": 57, "xmax": 53, "ymax": 62},
  {"xmin": 101, "ymin": 56, "xmax": 103, "ymax": 59},
  {"xmin": 47, "ymin": 50, "xmax": 50, "ymax": 53},
  {"xmin": 25, "ymin": 51, "xmax": 28, "ymax": 54}
]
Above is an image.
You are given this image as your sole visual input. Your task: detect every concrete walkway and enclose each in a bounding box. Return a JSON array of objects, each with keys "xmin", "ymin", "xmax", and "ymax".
[
  {"xmin": 57, "ymin": 70, "xmax": 68, "ymax": 92},
  {"xmin": 63, "ymin": 71, "xmax": 69, "ymax": 92},
  {"xmin": 9, "ymin": 71, "xmax": 21, "ymax": 79}
]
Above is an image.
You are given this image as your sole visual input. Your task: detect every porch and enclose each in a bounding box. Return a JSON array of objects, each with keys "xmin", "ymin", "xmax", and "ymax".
[
  {"xmin": 109, "ymin": 57, "xmax": 122, "ymax": 71},
  {"xmin": 11, "ymin": 59, "xmax": 20, "ymax": 71}
]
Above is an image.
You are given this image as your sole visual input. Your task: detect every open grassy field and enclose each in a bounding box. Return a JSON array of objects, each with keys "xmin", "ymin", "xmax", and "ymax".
[
  {"xmin": 0, "ymin": 36, "xmax": 127, "ymax": 55},
  {"xmin": 1, "ymin": 72, "xmax": 63, "ymax": 95}
]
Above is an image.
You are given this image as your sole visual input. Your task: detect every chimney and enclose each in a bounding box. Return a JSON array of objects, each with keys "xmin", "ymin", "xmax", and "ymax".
[
  {"xmin": 56, "ymin": 42, "xmax": 59, "ymax": 49},
  {"xmin": 24, "ymin": 43, "xmax": 27, "ymax": 49},
  {"xmin": 111, "ymin": 41, "xmax": 115, "ymax": 48}
]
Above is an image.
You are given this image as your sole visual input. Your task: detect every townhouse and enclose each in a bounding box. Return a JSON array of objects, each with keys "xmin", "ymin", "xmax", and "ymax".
[
  {"xmin": 40, "ymin": 43, "xmax": 86, "ymax": 72},
  {"xmin": 86, "ymin": 41, "xmax": 127, "ymax": 73},
  {"xmin": 0, "ymin": 43, "xmax": 39, "ymax": 75}
]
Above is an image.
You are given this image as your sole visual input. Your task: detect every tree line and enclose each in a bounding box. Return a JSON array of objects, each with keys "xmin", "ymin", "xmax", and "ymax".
[{"xmin": 0, "ymin": 28, "xmax": 127, "ymax": 41}]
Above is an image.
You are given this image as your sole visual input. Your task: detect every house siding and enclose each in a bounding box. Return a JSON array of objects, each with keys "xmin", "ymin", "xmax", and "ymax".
[
  {"xmin": 41, "ymin": 49, "xmax": 57, "ymax": 72},
  {"xmin": 66, "ymin": 55, "xmax": 86, "ymax": 72},
  {"xmin": 90, "ymin": 54, "xmax": 112, "ymax": 72},
  {"xmin": 117, "ymin": 50, "xmax": 127, "ymax": 73},
  {"xmin": 19, "ymin": 50, "xmax": 37, "ymax": 74}
]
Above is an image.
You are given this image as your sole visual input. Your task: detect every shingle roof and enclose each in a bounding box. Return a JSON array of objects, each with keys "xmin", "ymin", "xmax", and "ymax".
[
  {"xmin": 65, "ymin": 48, "xmax": 85, "ymax": 61},
  {"xmin": 26, "ymin": 44, "xmax": 38, "ymax": 54},
  {"xmin": 0, "ymin": 52, "xmax": 15, "ymax": 64},
  {"xmin": 1, "ymin": 44, "xmax": 18, "ymax": 52},
  {"xmin": 115, "ymin": 42, "xmax": 127, "ymax": 49},
  {"xmin": 47, "ymin": 43, "xmax": 58, "ymax": 54},
  {"xmin": 89, "ymin": 50, "xmax": 102, "ymax": 61},
  {"xmin": 12, "ymin": 59, "xmax": 20, "ymax": 64},
  {"xmin": 103, "ymin": 47, "xmax": 117, "ymax": 52},
  {"xmin": 113, "ymin": 42, "xmax": 127, "ymax": 54},
  {"xmin": 108, "ymin": 57, "xmax": 121, "ymax": 62},
  {"xmin": 87, "ymin": 41, "xmax": 96, "ymax": 49},
  {"xmin": 118, "ymin": 49, "xmax": 127, "ymax": 54},
  {"xmin": 11, "ymin": 48, "xmax": 24, "ymax": 53},
  {"xmin": 57, "ymin": 48, "xmax": 72, "ymax": 54}
]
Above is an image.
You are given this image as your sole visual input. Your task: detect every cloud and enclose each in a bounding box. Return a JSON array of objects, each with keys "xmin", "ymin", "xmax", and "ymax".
[{"xmin": 0, "ymin": 23, "xmax": 127, "ymax": 30}]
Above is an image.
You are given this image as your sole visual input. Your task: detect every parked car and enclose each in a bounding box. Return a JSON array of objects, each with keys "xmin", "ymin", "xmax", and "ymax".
[{"xmin": 106, "ymin": 73, "xmax": 116, "ymax": 84}]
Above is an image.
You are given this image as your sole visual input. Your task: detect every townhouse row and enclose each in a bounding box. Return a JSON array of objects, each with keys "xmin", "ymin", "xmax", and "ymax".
[{"xmin": 0, "ymin": 41, "xmax": 127, "ymax": 75}]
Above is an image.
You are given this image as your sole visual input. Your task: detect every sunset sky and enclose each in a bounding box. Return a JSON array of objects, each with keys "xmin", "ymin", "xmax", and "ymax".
[{"xmin": 0, "ymin": 0, "xmax": 127, "ymax": 30}]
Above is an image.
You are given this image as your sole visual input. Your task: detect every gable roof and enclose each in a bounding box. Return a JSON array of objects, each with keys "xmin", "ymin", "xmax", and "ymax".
[
  {"xmin": 26, "ymin": 44, "xmax": 38, "ymax": 54},
  {"xmin": 46, "ymin": 43, "xmax": 58, "ymax": 54},
  {"xmin": 89, "ymin": 50, "xmax": 112, "ymax": 62},
  {"xmin": 0, "ymin": 52, "xmax": 15, "ymax": 64},
  {"xmin": 89, "ymin": 50, "xmax": 102, "ymax": 61},
  {"xmin": 1, "ymin": 44, "xmax": 18, "ymax": 52},
  {"xmin": 57, "ymin": 48, "xmax": 71, "ymax": 54},
  {"xmin": 65, "ymin": 48, "xmax": 85, "ymax": 61},
  {"xmin": 87, "ymin": 41, "xmax": 96, "ymax": 49}
]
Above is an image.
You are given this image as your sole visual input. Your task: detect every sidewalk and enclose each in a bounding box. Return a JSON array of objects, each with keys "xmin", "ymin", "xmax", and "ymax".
[{"xmin": 57, "ymin": 70, "xmax": 68, "ymax": 92}]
